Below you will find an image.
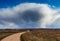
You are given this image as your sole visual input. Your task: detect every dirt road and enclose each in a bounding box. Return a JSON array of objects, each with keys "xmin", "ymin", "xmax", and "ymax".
[{"xmin": 1, "ymin": 31, "xmax": 27, "ymax": 41}]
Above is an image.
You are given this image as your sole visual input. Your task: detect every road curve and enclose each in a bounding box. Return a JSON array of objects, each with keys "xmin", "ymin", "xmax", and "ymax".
[{"xmin": 1, "ymin": 31, "xmax": 27, "ymax": 41}]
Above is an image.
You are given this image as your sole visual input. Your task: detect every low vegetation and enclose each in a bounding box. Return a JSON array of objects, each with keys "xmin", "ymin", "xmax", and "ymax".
[
  {"xmin": 0, "ymin": 29, "xmax": 60, "ymax": 41},
  {"xmin": 0, "ymin": 32, "xmax": 15, "ymax": 40},
  {"xmin": 0, "ymin": 29, "xmax": 26, "ymax": 40},
  {"xmin": 21, "ymin": 30, "xmax": 60, "ymax": 41}
]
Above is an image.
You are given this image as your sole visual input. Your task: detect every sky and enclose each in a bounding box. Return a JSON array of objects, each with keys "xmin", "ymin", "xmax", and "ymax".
[
  {"xmin": 0, "ymin": 0, "xmax": 60, "ymax": 8},
  {"xmin": 0, "ymin": 0, "xmax": 60, "ymax": 29}
]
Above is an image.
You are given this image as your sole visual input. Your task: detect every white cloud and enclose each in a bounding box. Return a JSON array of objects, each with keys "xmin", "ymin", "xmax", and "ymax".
[
  {"xmin": 0, "ymin": 3, "xmax": 60, "ymax": 29},
  {"xmin": 0, "ymin": 21, "xmax": 20, "ymax": 29}
]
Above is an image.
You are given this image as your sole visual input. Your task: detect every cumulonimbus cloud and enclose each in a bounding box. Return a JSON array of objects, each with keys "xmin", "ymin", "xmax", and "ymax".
[{"xmin": 0, "ymin": 3, "xmax": 60, "ymax": 29}]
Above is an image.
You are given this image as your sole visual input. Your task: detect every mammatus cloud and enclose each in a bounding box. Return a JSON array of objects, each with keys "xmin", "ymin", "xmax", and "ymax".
[{"xmin": 0, "ymin": 3, "xmax": 60, "ymax": 29}]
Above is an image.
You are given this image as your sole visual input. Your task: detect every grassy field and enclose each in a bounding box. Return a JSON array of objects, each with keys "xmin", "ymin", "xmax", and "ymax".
[
  {"xmin": 0, "ymin": 29, "xmax": 60, "ymax": 41},
  {"xmin": 21, "ymin": 30, "xmax": 60, "ymax": 41},
  {"xmin": 0, "ymin": 32, "xmax": 15, "ymax": 40},
  {"xmin": 0, "ymin": 29, "xmax": 26, "ymax": 40}
]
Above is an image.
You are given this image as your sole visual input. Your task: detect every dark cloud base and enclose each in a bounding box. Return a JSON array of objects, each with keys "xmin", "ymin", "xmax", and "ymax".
[
  {"xmin": 0, "ymin": 9, "xmax": 43, "ymax": 28},
  {"xmin": 0, "ymin": 3, "xmax": 60, "ymax": 29}
]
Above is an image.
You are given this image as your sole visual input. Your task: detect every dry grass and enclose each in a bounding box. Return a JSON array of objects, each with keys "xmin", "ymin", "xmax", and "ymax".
[
  {"xmin": 0, "ymin": 29, "xmax": 60, "ymax": 41},
  {"xmin": 21, "ymin": 30, "xmax": 60, "ymax": 41},
  {"xmin": 0, "ymin": 29, "xmax": 26, "ymax": 40},
  {"xmin": 0, "ymin": 32, "xmax": 16, "ymax": 40}
]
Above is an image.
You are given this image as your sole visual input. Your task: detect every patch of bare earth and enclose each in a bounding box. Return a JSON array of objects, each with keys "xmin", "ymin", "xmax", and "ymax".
[{"xmin": 1, "ymin": 32, "xmax": 26, "ymax": 41}]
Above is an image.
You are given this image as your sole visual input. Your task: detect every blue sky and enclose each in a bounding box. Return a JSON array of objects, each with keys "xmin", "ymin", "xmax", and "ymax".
[
  {"xmin": 0, "ymin": 0, "xmax": 60, "ymax": 8},
  {"xmin": 0, "ymin": 0, "xmax": 60, "ymax": 29}
]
